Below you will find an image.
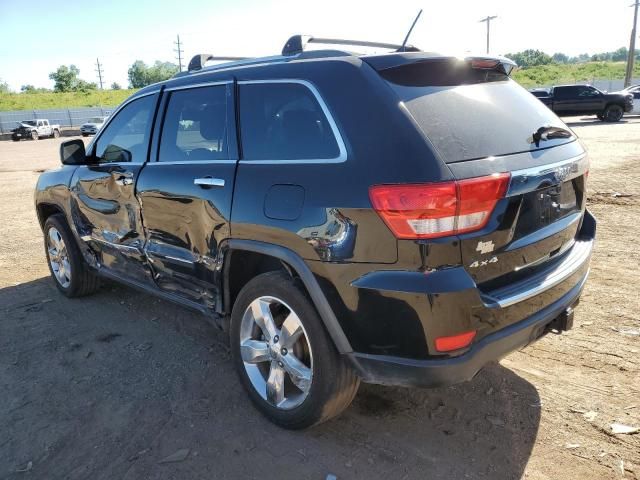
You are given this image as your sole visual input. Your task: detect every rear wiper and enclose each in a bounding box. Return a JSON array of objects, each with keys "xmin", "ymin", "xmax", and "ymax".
[{"xmin": 530, "ymin": 126, "xmax": 573, "ymax": 148}]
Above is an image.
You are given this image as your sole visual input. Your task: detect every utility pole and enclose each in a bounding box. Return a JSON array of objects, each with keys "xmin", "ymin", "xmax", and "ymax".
[
  {"xmin": 479, "ymin": 15, "xmax": 498, "ymax": 54},
  {"xmin": 625, "ymin": 1, "xmax": 640, "ymax": 87},
  {"xmin": 95, "ymin": 58, "xmax": 104, "ymax": 90},
  {"xmin": 174, "ymin": 34, "xmax": 184, "ymax": 72}
]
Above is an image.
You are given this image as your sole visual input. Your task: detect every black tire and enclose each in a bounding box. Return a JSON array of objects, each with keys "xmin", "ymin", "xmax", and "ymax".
[
  {"xmin": 603, "ymin": 104, "xmax": 624, "ymax": 122},
  {"xmin": 81, "ymin": 133, "xmax": 89, "ymax": 137},
  {"xmin": 31, "ymin": 131, "xmax": 39, "ymax": 140},
  {"xmin": 597, "ymin": 113, "xmax": 605, "ymax": 121},
  {"xmin": 12, "ymin": 137, "xmax": 20, "ymax": 142},
  {"xmin": 43, "ymin": 214, "xmax": 100, "ymax": 297},
  {"xmin": 53, "ymin": 129, "xmax": 60, "ymax": 138},
  {"xmin": 230, "ymin": 270, "xmax": 359, "ymax": 429}
]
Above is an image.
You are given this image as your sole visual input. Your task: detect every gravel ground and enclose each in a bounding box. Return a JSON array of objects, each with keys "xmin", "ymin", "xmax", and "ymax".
[{"xmin": 0, "ymin": 116, "xmax": 639, "ymax": 480}]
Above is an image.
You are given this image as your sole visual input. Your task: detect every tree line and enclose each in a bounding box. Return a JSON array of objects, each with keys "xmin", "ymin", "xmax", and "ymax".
[
  {"xmin": 505, "ymin": 47, "xmax": 639, "ymax": 68},
  {"xmin": 1, "ymin": 47, "xmax": 638, "ymax": 94}
]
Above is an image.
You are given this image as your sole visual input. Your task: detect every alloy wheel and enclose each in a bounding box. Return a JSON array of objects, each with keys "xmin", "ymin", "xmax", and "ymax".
[
  {"xmin": 47, "ymin": 227, "xmax": 71, "ymax": 288},
  {"xmin": 239, "ymin": 296, "xmax": 313, "ymax": 410}
]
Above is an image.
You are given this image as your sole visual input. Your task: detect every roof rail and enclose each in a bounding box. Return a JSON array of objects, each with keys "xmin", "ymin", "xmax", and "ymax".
[
  {"xmin": 188, "ymin": 54, "xmax": 252, "ymax": 72},
  {"xmin": 282, "ymin": 35, "xmax": 420, "ymax": 56}
]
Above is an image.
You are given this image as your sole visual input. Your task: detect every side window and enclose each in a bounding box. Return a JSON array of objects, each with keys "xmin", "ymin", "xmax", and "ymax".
[
  {"xmin": 239, "ymin": 82, "xmax": 340, "ymax": 161},
  {"xmin": 95, "ymin": 95, "xmax": 156, "ymax": 164},
  {"xmin": 579, "ymin": 87, "xmax": 600, "ymax": 97},
  {"xmin": 554, "ymin": 87, "xmax": 575, "ymax": 99},
  {"xmin": 158, "ymin": 85, "xmax": 228, "ymax": 162}
]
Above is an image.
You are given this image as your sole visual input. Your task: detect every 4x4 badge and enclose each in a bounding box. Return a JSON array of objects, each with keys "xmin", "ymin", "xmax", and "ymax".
[
  {"xmin": 476, "ymin": 240, "xmax": 495, "ymax": 254},
  {"xmin": 470, "ymin": 256, "xmax": 498, "ymax": 268}
]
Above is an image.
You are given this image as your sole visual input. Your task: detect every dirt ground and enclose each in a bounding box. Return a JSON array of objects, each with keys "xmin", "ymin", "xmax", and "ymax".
[{"xmin": 0, "ymin": 116, "xmax": 639, "ymax": 480}]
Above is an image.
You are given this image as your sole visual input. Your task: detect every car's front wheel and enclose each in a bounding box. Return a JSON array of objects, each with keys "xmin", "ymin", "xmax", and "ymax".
[
  {"xmin": 43, "ymin": 214, "xmax": 100, "ymax": 297},
  {"xmin": 230, "ymin": 271, "xmax": 359, "ymax": 429}
]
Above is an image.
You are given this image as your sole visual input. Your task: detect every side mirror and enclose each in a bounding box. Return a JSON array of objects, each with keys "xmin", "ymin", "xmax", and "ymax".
[{"xmin": 60, "ymin": 139, "xmax": 87, "ymax": 165}]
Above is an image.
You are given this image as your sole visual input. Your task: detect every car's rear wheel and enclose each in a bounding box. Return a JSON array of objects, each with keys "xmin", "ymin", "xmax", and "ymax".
[
  {"xmin": 53, "ymin": 129, "xmax": 60, "ymax": 138},
  {"xmin": 43, "ymin": 214, "xmax": 100, "ymax": 297},
  {"xmin": 31, "ymin": 131, "xmax": 38, "ymax": 140},
  {"xmin": 603, "ymin": 104, "xmax": 624, "ymax": 122},
  {"xmin": 230, "ymin": 271, "xmax": 359, "ymax": 429}
]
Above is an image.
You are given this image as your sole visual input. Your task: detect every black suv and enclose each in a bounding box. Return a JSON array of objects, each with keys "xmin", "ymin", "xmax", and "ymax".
[{"xmin": 35, "ymin": 36, "xmax": 595, "ymax": 429}]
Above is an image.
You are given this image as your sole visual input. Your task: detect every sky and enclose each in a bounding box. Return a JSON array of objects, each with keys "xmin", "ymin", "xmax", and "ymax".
[{"xmin": 0, "ymin": 0, "xmax": 636, "ymax": 91}]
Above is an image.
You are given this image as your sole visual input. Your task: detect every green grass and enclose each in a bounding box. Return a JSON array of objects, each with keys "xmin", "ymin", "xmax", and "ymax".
[
  {"xmin": 0, "ymin": 89, "xmax": 137, "ymax": 111},
  {"xmin": 512, "ymin": 61, "xmax": 640, "ymax": 88}
]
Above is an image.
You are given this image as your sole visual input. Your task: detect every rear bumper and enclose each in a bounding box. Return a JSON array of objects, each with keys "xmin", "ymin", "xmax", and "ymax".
[
  {"xmin": 344, "ymin": 209, "xmax": 596, "ymax": 387},
  {"xmin": 347, "ymin": 272, "xmax": 586, "ymax": 387}
]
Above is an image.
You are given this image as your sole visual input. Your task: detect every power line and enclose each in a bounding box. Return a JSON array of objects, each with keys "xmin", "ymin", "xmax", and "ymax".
[
  {"xmin": 625, "ymin": 1, "xmax": 640, "ymax": 88},
  {"xmin": 95, "ymin": 58, "xmax": 104, "ymax": 90},
  {"xmin": 174, "ymin": 35, "xmax": 184, "ymax": 72},
  {"xmin": 479, "ymin": 15, "xmax": 498, "ymax": 54}
]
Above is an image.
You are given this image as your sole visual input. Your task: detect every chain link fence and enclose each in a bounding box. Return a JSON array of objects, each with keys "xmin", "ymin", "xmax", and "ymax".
[{"xmin": 0, "ymin": 107, "xmax": 115, "ymax": 134}]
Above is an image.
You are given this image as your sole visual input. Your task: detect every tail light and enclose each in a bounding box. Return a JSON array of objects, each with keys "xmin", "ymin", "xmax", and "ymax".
[{"xmin": 369, "ymin": 173, "xmax": 510, "ymax": 239}]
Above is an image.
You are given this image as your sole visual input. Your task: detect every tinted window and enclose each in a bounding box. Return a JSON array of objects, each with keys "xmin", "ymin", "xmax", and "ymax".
[
  {"xmin": 159, "ymin": 86, "xmax": 228, "ymax": 162},
  {"xmin": 578, "ymin": 86, "xmax": 600, "ymax": 97},
  {"xmin": 95, "ymin": 95, "xmax": 156, "ymax": 163},
  {"xmin": 387, "ymin": 79, "xmax": 572, "ymax": 163},
  {"xmin": 554, "ymin": 87, "xmax": 577, "ymax": 99},
  {"xmin": 239, "ymin": 82, "xmax": 340, "ymax": 160}
]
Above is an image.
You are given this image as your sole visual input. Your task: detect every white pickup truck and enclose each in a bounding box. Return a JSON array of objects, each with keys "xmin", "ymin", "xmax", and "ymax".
[{"xmin": 11, "ymin": 119, "xmax": 61, "ymax": 141}]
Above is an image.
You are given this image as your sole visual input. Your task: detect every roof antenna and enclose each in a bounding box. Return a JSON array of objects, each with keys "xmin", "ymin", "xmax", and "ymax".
[{"xmin": 399, "ymin": 9, "xmax": 423, "ymax": 52}]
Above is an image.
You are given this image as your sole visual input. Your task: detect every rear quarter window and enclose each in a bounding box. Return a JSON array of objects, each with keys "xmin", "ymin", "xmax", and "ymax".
[{"xmin": 238, "ymin": 82, "xmax": 341, "ymax": 161}]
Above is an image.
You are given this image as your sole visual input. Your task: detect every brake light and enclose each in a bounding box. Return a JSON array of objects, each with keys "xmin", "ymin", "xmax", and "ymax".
[
  {"xmin": 435, "ymin": 330, "xmax": 477, "ymax": 352},
  {"xmin": 470, "ymin": 59, "xmax": 500, "ymax": 69},
  {"xmin": 369, "ymin": 173, "xmax": 510, "ymax": 239}
]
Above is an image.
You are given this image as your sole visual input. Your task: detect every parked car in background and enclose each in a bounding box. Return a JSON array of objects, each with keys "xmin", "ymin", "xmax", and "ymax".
[
  {"xmin": 531, "ymin": 84, "xmax": 632, "ymax": 121},
  {"xmin": 621, "ymin": 85, "xmax": 640, "ymax": 114},
  {"xmin": 80, "ymin": 116, "xmax": 109, "ymax": 136},
  {"xmin": 11, "ymin": 119, "xmax": 61, "ymax": 141},
  {"xmin": 35, "ymin": 37, "xmax": 595, "ymax": 429}
]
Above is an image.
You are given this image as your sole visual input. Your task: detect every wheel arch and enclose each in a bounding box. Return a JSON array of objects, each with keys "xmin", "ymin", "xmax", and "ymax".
[
  {"xmin": 36, "ymin": 202, "xmax": 65, "ymax": 228},
  {"xmin": 222, "ymin": 239, "xmax": 352, "ymax": 354}
]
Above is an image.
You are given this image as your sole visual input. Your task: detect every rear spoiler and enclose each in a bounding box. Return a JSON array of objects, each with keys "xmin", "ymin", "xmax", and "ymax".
[{"xmin": 364, "ymin": 52, "xmax": 517, "ymax": 76}]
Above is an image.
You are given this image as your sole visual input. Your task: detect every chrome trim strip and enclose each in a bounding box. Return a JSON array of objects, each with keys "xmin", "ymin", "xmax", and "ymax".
[
  {"xmin": 506, "ymin": 153, "xmax": 588, "ymax": 198},
  {"xmin": 81, "ymin": 235, "xmax": 142, "ymax": 253},
  {"xmin": 237, "ymin": 79, "xmax": 348, "ymax": 164},
  {"xmin": 146, "ymin": 159, "xmax": 238, "ymax": 165},
  {"xmin": 487, "ymin": 239, "xmax": 592, "ymax": 308},
  {"xmin": 165, "ymin": 80, "xmax": 232, "ymax": 91}
]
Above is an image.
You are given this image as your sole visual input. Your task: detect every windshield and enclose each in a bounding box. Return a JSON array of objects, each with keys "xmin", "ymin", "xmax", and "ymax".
[
  {"xmin": 88, "ymin": 117, "xmax": 105, "ymax": 123},
  {"xmin": 20, "ymin": 120, "xmax": 37, "ymax": 126}
]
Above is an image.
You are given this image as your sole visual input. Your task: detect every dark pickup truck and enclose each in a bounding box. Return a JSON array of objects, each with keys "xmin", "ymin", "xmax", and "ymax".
[{"xmin": 531, "ymin": 85, "xmax": 633, "ymax": 122}]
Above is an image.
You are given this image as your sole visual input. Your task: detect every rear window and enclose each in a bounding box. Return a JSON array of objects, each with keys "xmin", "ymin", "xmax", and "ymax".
[
  {"xmin": 381, "ymin": 61, "xmax": 573, "ymax": 163},
  {"xmin": 239, "ymin": 82, "xmax": 340, "ymax": 161}
]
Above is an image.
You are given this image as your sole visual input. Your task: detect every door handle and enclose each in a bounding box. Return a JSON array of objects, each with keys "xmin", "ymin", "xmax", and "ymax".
[{"xmin": 194, "ymin": 177, "xmax": 225, "ymax": 188}]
